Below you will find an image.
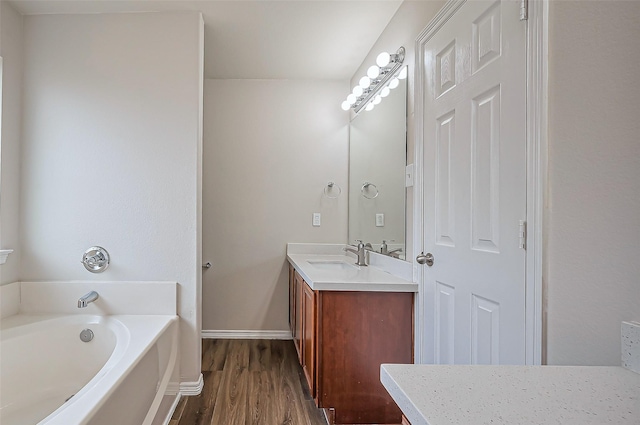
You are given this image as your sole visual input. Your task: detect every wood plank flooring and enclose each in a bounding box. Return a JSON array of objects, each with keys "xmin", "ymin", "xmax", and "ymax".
[{"xmin": 171, "ymin": 339, "xmax": 327, "ymax": 425}]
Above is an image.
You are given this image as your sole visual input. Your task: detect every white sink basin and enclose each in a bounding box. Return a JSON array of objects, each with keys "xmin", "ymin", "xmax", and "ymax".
[{"xmin": 306, "ymin": 260, "xmax": 358, "ymax": 271}]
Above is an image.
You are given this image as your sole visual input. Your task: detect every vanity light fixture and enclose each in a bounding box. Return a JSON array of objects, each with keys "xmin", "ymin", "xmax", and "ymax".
[{"xmin": 341, "ymin": 46, "xmax": 405, "ymax": 114}]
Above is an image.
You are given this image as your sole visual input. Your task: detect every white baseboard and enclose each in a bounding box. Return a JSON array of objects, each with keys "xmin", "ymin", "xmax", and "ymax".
[
  {"xmin": 201, "ymin": 330, "xmax": 292, "ymax": 340},
  {"xmin": 179, "ymin": 373, "xmax": 204, "ymax": 396}
]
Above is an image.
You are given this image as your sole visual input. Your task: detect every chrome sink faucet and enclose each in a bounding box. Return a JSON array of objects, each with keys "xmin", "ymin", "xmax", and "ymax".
[
  {"xmin": 78, "ymin": 291, "xmax": 99, "ymax": 308},
  {"xmin": 344, "ymin": 240, "xmax": 372, "ymax": 266}
]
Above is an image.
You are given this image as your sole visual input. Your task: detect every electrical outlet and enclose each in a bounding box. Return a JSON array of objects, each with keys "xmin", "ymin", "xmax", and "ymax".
[
  {"xmin": 376, "ymin": 213, "xmax": 384, "ymax": 227},
  {"xmin": 312, "ymin": 213, "xmax": 321, "ymax": 227}
]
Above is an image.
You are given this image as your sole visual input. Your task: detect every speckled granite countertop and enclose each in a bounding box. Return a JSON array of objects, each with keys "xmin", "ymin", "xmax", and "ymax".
[{"xmin": 381, "ymin": 364, "xmax": 640, "ymax": 425}]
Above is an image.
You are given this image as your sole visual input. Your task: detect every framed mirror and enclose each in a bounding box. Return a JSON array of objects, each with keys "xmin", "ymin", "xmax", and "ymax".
[{"xmin": 348, "ymin": 68, "xmax": 407, "ymax": 259}]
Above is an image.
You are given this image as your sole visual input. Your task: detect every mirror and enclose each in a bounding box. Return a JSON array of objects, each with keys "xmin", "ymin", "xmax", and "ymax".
[{"xmin": 348, "ymin": 70, "xmax": 407, "ymax": 259}]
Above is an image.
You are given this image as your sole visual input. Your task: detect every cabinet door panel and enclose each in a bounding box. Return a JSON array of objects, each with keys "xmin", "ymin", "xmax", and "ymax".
[
  {"xmin": 302, "ymin": 281, "xmax": 316, "ymax": 398},
  {"xmin": 294, "ymin": 272, "xmax": 304, "ymax": 362}
]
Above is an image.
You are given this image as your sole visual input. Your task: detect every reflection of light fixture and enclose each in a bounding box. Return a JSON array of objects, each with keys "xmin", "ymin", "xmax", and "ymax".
[
  {"xmin": 367, "ymin": 65, "xmax": 380, "ymax": 79},
  {"xmin": 340, "ymin": 46, "xmax": 405, "ymax": 114}
]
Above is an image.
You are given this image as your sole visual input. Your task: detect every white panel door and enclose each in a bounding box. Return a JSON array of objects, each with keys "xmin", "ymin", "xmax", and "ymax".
[{"xmin": 420, "ymin": 0, "xmax": 527, "ymax": 365}]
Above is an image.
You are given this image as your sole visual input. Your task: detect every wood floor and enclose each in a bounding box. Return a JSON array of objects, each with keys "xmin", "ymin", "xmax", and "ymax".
[{"xmin": 171, "ymin": 339, "xmax": 328, "ymax": 425}]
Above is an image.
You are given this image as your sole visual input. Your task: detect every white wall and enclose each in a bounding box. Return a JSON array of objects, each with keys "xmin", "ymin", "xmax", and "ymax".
[
  {"xmin": 0, "ymin": 1, "xmax": 23, "ymax": 285},
  {"xmin": 546, "ymin": 1, "xmax": 640, "ymax": 365},
  {"xmin": 350, "ymin": 0, "xmax": 445, "ymax": 261},
  {"xmin": 21, "ymin": 12, "xmax": 204, "ymax": 383},
  {"xmin": 202, "ymin": 79, "xmax": 348, "ymax": 332}
]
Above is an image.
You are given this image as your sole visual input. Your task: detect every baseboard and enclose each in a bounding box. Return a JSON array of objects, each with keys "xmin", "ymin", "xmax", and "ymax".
[
  {"xmin": 179, "ymin": 373, "xmax": 204, "ymax": 396},
  {"xmin": 201, "ymin": 330, "xmax": 292, "ymax": 340}
]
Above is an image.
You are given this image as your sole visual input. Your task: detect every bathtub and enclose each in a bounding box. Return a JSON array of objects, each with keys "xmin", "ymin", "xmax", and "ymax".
[{"xmin": 0, "ymin": 313, "xmax": 178, "ymax": 425}]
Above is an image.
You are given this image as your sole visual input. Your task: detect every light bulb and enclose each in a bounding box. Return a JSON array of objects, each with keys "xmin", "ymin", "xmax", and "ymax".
[
  {"xmin": 367, "ymin": 65, "xmax": 380, "ymax": 79},
  {"xmin": 347, "ymin": 94, "xmax": 357, "ymax": 105},
  {"xmin": 359, "ymin": 76, "xmax": 371, "ymax": 89},
  {"xmin": 398, "ymin": 67, "xmax": 408, "ymax": 80},
  {"xmin": 341, "ymin": 101, "xmax": 351, "ymax": 111},
  {"xmin": 376, "ymin": 52, "xmax": 391, "ymax": 67},
  {"xmin": 365, "ymin": 102, "xmax": 375, "ymax": 112},
  {"xmin": 389, "ymin": 77, "xmax": 399, "ymax": 89},
  {"xmin": 380, "ymin": 87, "xmax": 391, "ymax": 98},
  {"xmin": 373, "ymin": 95, "xmax": 382, "ymax": 105},
  {"xmin": 353, "ymin": 85, "xmax": 363, "ymax": 97}
]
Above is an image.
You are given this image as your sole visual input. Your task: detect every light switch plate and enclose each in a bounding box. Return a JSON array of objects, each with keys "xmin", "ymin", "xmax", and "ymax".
[
  {"xmin": 312, "ymin": 213, "xmax": 321, "ymax": 227},
  {"xmin": 405, "ymin": 164, "xmax": 414, "ymax": 187},
  {"xmin": 376, "ymin": 213, "xmax": 384, "ymax": 227}
]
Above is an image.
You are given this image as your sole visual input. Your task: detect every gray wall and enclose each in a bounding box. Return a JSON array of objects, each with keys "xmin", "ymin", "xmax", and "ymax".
[
  {"xmin": 202, "ymin": 79, "xmax": 349, "ymax": 333},
  {"xmin": 546, "ymin": 1, "xmax": 640, "ymax": 365}
]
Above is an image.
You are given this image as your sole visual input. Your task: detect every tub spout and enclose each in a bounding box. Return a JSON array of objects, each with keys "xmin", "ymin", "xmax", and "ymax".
[{"xmin": 78, "ymin": 291, "xmax": 99, "ymax": 308}]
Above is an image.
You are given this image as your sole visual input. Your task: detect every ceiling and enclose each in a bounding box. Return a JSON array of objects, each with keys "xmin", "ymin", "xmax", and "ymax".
[{"xmin": 9, "ymin": 0, "xmax": 403, "ymax": 79}]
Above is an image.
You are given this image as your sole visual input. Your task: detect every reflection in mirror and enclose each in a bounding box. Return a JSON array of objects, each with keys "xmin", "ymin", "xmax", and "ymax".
[{"xmin": 348, "ymin": 69, "xmax": 407, "ymax": 259}]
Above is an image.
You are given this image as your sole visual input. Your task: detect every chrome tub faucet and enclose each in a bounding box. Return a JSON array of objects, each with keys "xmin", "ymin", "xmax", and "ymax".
[{"xmin": 78, "ymin": 291, "xmax": 99, "ymax": 308}]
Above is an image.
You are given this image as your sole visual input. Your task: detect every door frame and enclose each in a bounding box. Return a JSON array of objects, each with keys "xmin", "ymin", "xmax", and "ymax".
[{"xmin": 412, "ymin": 0, "xmax": 548, "ymax": 365}]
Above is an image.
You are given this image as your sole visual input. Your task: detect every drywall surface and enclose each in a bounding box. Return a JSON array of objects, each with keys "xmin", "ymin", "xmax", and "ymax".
[
  {"xmin": 349, "ymin": 0, "xmax": 445, "ymax": 260},
  {"xmin": 21, "ymin": 12, "xmax": 203, "ymax": 383},
  {"xmin": 0, "ymin": 1, "xmax": 23, "ymax": 285},
  {"xmin": 202, "ymin": 79, "xmax": 348, "ymax": 333},
  {"xmin": 546, "ymin": 1, "xmax": 640, "ymax": 365}
]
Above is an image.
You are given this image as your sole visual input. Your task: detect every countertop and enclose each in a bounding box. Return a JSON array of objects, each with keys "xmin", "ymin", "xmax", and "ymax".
[
  {"xmin": 286, "ymin": 244, "xmax": 417, "ymax": 292},
  {"xmin": 380, "ymin": 364, "xmax": 640, "ymax": 425}
]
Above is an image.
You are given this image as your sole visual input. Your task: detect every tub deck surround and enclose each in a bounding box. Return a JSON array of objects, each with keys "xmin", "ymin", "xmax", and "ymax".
[
  {"xmin": 286, "ymin": 243, "xmax": 416, "ymax": 292},
  {"xmin": 380, "ymin": 364, "xmax": 640, "ymax": 425},
  {"xmin": 0, "ymin": 314, "xmax": 179, "ymax": 425}
]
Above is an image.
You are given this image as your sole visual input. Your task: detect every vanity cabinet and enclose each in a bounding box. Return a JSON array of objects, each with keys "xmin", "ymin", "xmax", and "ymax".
[{"xmin": 288, "ymin": 267, "xmax": 413, "ymax": 425}]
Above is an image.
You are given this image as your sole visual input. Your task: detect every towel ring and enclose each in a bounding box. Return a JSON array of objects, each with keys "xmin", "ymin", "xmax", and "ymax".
[
  {"xmin": 361, "ymin": 182, "xmax": 379, "ymax": 199},
  {"xmin": 324, "ymin": 182, "xmax": 342, "ymax": 199}
]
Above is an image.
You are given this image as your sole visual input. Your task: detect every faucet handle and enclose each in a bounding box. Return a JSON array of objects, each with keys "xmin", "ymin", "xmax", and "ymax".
[{"xmin": 354, "ymin": 239, "xmax": 365, "ymax": 248}]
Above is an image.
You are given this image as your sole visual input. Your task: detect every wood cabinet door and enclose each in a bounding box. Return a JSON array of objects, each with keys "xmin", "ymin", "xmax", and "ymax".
[
  {"xmin": 302, "ymin": 280, "xmax": 316, "ymax": 397},
  {"xmin": 288, "ymin": 265, "xmax": 296, "ymax": 337},
  {"xmin": 294, "ymin": 272, "xmax": 304, "ymax": 362}
]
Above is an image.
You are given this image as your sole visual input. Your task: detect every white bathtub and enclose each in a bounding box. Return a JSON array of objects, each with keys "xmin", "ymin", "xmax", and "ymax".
[{"xmin": 0, "ymin": 314, "xmax": 178, "ymax": 425}]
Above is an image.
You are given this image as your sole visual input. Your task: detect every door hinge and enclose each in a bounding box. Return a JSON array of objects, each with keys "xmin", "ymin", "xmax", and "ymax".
[
  {"xmin": 520, "ymin": 0, "xmax": 528, "ymax": 21},
  {"xmin": 519, "ymin": 220, "xmax": 527, "ymax": 250}
]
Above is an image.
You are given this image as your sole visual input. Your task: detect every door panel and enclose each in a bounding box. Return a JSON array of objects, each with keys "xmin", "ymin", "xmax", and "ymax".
[{"xmin": 421, "ymin": 0, "xmax": 527, "ymax": 365}]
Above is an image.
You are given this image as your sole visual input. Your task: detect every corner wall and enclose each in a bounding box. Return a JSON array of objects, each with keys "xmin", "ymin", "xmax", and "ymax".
[
  {"xmin": 20, "ymin": 12, "xmax": 204, "ymax": 383},
  {"xmin": 202, "ymin": 79, "xmax": 348, "ymax": 333},
  {"xmin": 546, "ymin": 1, "xmax": 640, "ymax": 365},
  {"xmin": 0, "ymin": 1, "xmax": 23, "ymax": 285}
]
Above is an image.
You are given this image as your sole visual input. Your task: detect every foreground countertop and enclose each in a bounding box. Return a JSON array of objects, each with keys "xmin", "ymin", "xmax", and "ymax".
[
  {"xmin": 380, "ymin": 364, "xmax": 640, "ymax": 425},
  {"xmin": 287, "ymin": 250, "xmax": 417, "ymax": 292}
]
